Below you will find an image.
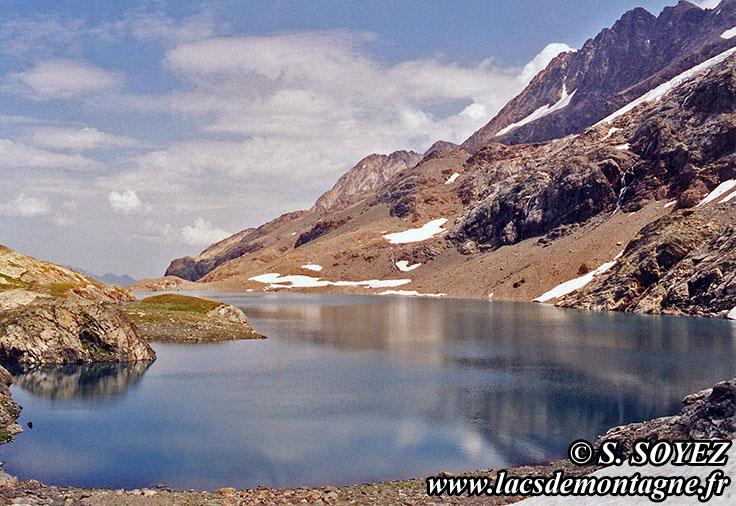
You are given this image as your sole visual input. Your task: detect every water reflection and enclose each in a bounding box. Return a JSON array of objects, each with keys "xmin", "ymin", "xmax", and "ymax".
[
  {"xmin": 3, "ymin": 361, "xmax": 151, "ymax": 400},
  {"xmin": 2, "ymin": 293, "xmax": 736, "ymax": 490}
]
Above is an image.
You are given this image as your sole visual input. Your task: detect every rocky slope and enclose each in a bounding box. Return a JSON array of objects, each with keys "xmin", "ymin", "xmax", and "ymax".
[
  {"xmin": 147, "ymin": 0, "xmax": 736, "ymax": 321},
  {"xmin": 462, "ymin": 0, "xmax": 736, "ymax": 150},
  {"xmin": 313, "ymin": 150, "xmax": 424, "ymax": 212}
]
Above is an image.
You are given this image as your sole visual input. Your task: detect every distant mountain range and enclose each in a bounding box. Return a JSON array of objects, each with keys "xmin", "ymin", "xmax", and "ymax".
[
  {"xmin": 141, "ymin": 0, "xmax": 736, "ymax": 320},
  {"xmin": 65, "ymin": 266, "xmax": 136, "ymax": 288}
]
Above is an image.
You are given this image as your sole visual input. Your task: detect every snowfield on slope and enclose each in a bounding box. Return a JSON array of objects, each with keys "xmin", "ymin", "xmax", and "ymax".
[
  {"xmin": 383, "ymin": 218, "xmax": 448, "ymax": 244},
  {"xmin": 300, "ymin": 264, "xmax": 323, "ymax": 272},
  {"xmin": 395, "ymin": 261, "xmax": 421, "ymax": 272},
  {"xmin": 496, "ymin": 85, "xmax": 576, "ymax": 136},
  {"xmin": 533, "ymin": 251, "xmax": 624, "ymax": 303},
  {"xmin": 378, "ymin": 290, "xmax": 446, "ymax": 298},
  {"xmin": 697, "ymin": 180, "xmax": 736, "ymax": 207},
  {"xmin": 597, "ymin": 46, "xmax": 736, "ymax": 126},
  {"xmin": 249, "ymin": 273, "xmax": 411, "ymax": 290}
]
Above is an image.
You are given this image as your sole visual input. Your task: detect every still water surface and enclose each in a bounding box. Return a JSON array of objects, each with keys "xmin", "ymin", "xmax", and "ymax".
[{"xmin": 2, "ymin": 293, "xmax": 736, "ymax": 490}]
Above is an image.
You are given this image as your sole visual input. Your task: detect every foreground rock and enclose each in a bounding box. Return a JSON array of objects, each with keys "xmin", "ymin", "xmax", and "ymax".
[
  {"xmin": 0, "ymin": 365, "xmax": 21, "ymax": 443},
  {"xmin": 122, "ymin": 294, "xmax": 265, "ymax": 342},
  {"xmin": 0, "ymin": 298, "xmax": 156, "ymax": 364}
]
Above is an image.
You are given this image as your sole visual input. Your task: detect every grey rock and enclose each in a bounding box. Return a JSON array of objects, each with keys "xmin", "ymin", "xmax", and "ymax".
[{"xmin": 0, "ymin": 298, "xmax": 156, "ymax": 364}]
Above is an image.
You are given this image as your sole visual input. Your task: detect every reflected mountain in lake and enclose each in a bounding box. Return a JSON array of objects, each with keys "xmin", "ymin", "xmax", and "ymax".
[
  {"xmin": 3, "ymin": 293, "xmax": 736, "ymax": 490},
  {"xmin": 3, "ymin": 361, "xmax": 151, "ymax": 400}
]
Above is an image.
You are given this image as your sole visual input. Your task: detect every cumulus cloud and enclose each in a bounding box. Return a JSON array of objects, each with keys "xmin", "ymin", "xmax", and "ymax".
[
  {"xmin": 696, "ymin": 0, "xmax": 721, "ymax": 9},
  {"xmin": 27, "ymin": 126, "xmax": 138, "ymax": 152},
  {"xmin": 181, "ymin": 217, "xmax": 230, "ymax": 246},
  {"xmin": 518, "ymin": 43, "xmax": 574, "ymax": 83},
  {"xmin": 0, "ymin": 138, "xmax": 98, "ymax": 169},
  {"xmin": 127, "ymin": 32, "xmax": 524, "ymax": 188},
  {"xmin": 6, "ymin": 59, "xmax": 119, "ymax": 100},
  {"xmin": 0, "ymin": 193, "xmax": 51, "ymax": 217},
  {"xmin": 108, "ymin": 189, "xmax": 143, "ymax": 214}
]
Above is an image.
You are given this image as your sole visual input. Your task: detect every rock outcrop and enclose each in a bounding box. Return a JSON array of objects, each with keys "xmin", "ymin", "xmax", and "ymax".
[
  {"xmin": 0, "ymin": 365, "xmax": 21, "ymax": 442},
  {"xmin": 462, "ymin": 0, "xmax": 736, "ymax": 150},
  {"xmin": 0, "ymin": 298, "xmax": 156, "ymax": 364},
  {"xmin": 312, "ymin": 150, "xmax": 423, "ymax": 213}
]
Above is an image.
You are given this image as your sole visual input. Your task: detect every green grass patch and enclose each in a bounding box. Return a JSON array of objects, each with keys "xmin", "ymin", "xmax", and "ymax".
[
  {"xmin": 46, "ymin": 282, "xmax": 77, "ymax": 296},
  {"xmin": 132, "ymin": 294, "xmax": 222, "ymax": 314}
]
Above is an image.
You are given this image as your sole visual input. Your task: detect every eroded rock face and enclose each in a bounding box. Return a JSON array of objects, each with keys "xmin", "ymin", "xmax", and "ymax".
[
  {"xmin": 0, "ymin": 365, "xmax": 21, "ymax": 441},
  {"xmin": 595, "ymin": 377, "xmax": 736, "ymax": 457},
  {"xmin": 0, "ymin": 299, "xmax": 156, "ymax": 364},
  {"xmin": 559, "ymin": 206, "xmax": 736, "ymax": 317},
  {"xmin": 313, "ymin": 150, "xmax": 423, "ymax": 213}
]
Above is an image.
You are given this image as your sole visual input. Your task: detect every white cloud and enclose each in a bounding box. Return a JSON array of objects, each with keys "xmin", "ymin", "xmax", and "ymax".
[
  {"xmin": 0, "ymin": 138, "xmax": 98, "ymax": 169},
  {"xmin": 94, "ymin": 10, "xmax": 219, "ymax": 45},
  {"xmin": 0, "ymin": 193, "xmax": 51, "ymax": 217},
  {"xmin": 181, "ymin": 217, "xmax": 230, "ymax": 246},
  {"xmin": 126, "ymin": 32, "xmax": 525, "ymax": 187},
  {"xmin": 6, "ymin": 59, "xmax": 119, "ymax": 100},
  {"xmin": 696, "ymin": 0, "xmax": 721, "ymax": 9},
  {"xmin": 108, "ymin": 189, "xmax": 143, "ymax": 214},
  {"xmin": 27, "ymin": 126, "xmax": 138, "ymax": 152},
  {"xmin": 518, "ymin": 43, "xmax": 574, "ymax": 84}
]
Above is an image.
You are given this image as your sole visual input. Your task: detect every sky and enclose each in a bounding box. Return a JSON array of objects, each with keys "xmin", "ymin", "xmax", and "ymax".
[{"xmin": 0, "ymin": 0, "xmax": 712, "ymax": 279}]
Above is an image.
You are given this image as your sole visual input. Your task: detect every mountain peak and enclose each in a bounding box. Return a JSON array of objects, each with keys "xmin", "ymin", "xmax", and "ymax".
[{"xmin": 461, "ymin": 0, "xmax": 736, "ymax": 152}]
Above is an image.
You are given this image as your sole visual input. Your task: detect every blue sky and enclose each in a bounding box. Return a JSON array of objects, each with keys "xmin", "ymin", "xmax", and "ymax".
[{"xmin": 0, "ymin": 0, "xmax": 702, "ymax": 279}]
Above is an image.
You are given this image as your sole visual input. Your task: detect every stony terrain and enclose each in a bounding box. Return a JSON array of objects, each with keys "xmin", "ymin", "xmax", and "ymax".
[{"xmin": 122, "ymin": 294, "xmax": 264, "ymax": 342}]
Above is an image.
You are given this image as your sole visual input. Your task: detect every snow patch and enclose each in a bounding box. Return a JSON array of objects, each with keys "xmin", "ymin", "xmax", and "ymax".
[
  {"xmin": 720, "ymin": 191, "xmax": 736, "ymax": 204},
  {"xmin": 249, "ymin": 273, "xmax": 411, "ymax": 290},
  {"xmin": 301, "ymin": 264, "xmax": 323, "ymax": 272},
  {"xmin": 496, "ymin": 85, "xmax": 577, "ymax": 136},
  {"xmin": 697, "ymin": 180, "xmax": 736, "ymax": 207},
  {"xmin": 379, "ymin": 290, "xmax": 446, "ymax": 298},
  {"xmin": 664, "ymin": 200, "xmax": 677, "ymax": 208},
  {"xmin": 722, "ymin": 27, "xmax": 736, "ymax": 39},
  {"xmin": 601, "ymin": 127, "xmax": 620, "ymax": 141},
  {"xmin": 383, "ymin": 218, "xmax": 448, "ymax": 244},
  {"xmin": 533, "ymin": 251, "xmax": 624, "ymax": 303},
  {"xmin": 614, "ymin": 143, "xmax": 630, "ymax": 150},
  {"xmin": 445, "ymin": 173, "xmax": 460, "ymax": 185},
  {"xmin": 396, "ymin": 260, "xmax": 421, "ymax": 272},
  {"xmin": 597, "ymin": 45, "xmax": 736, "ymax": 126}
]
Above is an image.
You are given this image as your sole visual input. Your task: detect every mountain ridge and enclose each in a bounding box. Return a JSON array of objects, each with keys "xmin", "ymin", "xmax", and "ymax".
[{"xmin": 146, "ymin": 0, "xmax": 736, "ymax": 320}]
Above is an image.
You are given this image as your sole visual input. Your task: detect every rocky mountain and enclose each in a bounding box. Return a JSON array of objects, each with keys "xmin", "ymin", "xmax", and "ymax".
[
  {"xmin": 147, "ymin": 1, "xmax": 736, "ymax": 320},
  {"xmin": 312, "ymin": 150, "xmax": 424, "ymax": 212},
  {"xmin": 462, "ymin": 0, "xmax": 736, "ymax": 151}
]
